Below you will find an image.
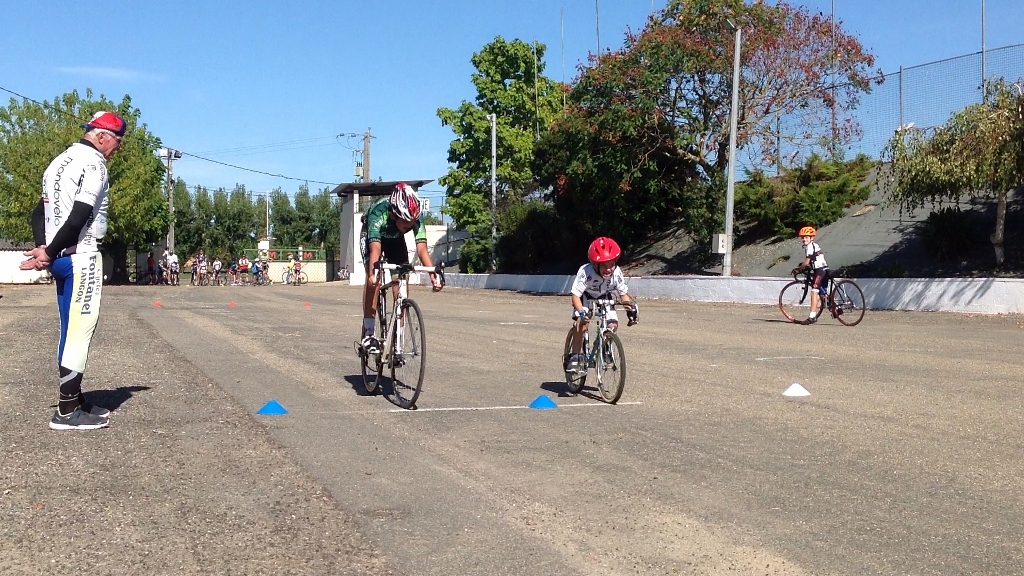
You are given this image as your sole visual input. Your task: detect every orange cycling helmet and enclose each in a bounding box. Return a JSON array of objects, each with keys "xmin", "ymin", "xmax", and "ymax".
[
  {"xmin": 798, "ymin": 226, "xmax": 816, "ymax": 237},
  {"xmin": 588, "ymin": 237, "xmax": 621, "ymax": 263}
]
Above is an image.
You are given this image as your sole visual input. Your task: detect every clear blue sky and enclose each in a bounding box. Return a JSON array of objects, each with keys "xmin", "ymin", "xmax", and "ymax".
[{"xmin": 0, "ymin": 1, "xmax": 1020, "ymax": 205}]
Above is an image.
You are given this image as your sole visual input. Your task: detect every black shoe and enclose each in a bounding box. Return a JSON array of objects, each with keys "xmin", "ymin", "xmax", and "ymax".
[{"xmin": 49, "ymin": 408, "xmax": 109, "ymax": 431}]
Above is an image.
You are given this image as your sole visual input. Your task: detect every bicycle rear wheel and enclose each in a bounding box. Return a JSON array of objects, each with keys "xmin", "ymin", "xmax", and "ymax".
[
  {"xmin": 388, "ymin": 299, "xmax": 426, "ymax": 409},
  {"xmin": 596, "ymin": 331, "xmax": 626, "ymax": 403},
  {"xmin": 830, "ymin": 279, "xmax": 866, "ymax": 326},
  {"xmin": 779, "ymin": 280, "xmax": 816, "ymax": 323}
]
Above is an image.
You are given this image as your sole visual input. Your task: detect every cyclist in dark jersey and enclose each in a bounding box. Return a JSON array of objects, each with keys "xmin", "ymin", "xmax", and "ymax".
[{"xmin": 359, "ymin": 183, "xmax": 441, "ymax": 352}]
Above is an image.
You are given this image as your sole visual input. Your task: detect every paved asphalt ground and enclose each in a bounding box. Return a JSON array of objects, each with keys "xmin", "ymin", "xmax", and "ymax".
[{"xmin": 1, "ymin": 281, "xmax": 1022, "ymax": 575}]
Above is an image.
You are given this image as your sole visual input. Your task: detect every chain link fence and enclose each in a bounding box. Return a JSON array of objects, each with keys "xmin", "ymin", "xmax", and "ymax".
[{"xmin": 777, "ymin": 44, "xmax": 1024, "ymax": 168}]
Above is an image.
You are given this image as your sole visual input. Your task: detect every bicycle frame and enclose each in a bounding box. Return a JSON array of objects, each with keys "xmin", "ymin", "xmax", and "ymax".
[
  {"xmin": 794, "ymin": 271, "xmax": 827, "ymax": 313},
  {"xmin": 373, "ymin": 262, "xmax": 442, "ymax": 362},
  {"xmin": 578, "ymin": 298, "xmax": 617, "ymax": 369}
]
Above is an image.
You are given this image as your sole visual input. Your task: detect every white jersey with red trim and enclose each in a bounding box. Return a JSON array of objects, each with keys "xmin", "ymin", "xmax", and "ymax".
[
  {"xmin": 41, "ymin": 142, "xmax": 109, "ymax": 254},
  {"xmin": 570, "ymin": 263, "xmax": 628, "ymax": 299}
]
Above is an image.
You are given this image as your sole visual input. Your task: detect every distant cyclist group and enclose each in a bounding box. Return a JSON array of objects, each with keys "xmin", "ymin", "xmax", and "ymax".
[{"xmin": 185, "ymin": 250, "xmax": 276, "ymax": 286}]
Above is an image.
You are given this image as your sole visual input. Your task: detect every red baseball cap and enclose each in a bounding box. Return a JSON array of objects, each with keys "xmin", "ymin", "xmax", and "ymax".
[{"xmin": 81, "ymin": 111, "xmax": 127, "ymax": 137}]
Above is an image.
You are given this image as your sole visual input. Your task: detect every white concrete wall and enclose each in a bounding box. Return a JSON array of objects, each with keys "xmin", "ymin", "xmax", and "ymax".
[
  {"xmin": 0, "ymin": 251, "xmax": 52, "ymax": 284},
  {"xmin": 444, "ymin": 273, "xmax": 1024, "ymax": 315}
]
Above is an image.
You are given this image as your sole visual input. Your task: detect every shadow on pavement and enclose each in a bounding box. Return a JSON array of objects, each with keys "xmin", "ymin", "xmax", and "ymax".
[
  {"xmin": 540, "ymin": 380, "xmax": 576, "ymax": 398},
  {"xmin": 79, "ymin": 385, "xmax": 152, "ymax": 411},
  {"xmin": 342, "ymin": 374, "xmax": 375, "ymax": 396}
]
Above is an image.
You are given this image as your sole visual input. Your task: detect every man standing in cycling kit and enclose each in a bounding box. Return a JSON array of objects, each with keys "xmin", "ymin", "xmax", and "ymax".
[
  {"xmin": 359, "ymin": 183, "xmax": 442, "ymax": 353},
  {"xmin": 21, "ymin": 111, "xmax": 126, "ymax": 430},
  {"xmin": 791, "ymin": 225, "xmax": 829, "ymax": 325}
]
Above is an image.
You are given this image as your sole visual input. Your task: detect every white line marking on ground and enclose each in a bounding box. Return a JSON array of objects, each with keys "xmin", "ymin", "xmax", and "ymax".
[
  {"xmin": 756, "ymin": 356, "xmax": 825, "ymax": 361},
  {"xmin": 498, "ymin": 322, "xmax": 530, "ymax": 325},
  {"xmin": 388, "ymin": 401, "xmax": 643, "ymax": 413}
]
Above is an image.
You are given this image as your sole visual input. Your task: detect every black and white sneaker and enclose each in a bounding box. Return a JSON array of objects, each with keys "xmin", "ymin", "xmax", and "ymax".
[{"xmin": 49, "ymin": 408, "xmax": 109, "ymax": 430}]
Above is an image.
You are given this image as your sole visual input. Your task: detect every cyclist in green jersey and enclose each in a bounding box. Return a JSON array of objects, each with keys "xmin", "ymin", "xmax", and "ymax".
[{"xmin": 359, "ymin": 183, "xmax": 442, "ymax": 353}]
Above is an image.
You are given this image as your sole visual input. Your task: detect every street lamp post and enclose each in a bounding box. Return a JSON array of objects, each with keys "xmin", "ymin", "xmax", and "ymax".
[
  {"xmin": 487, "ymin": 113, "xmax": 497, "ymax": 271},
  {"xmin": 722, "ymin": 21, "xmax": 742, "ymax": 277}
]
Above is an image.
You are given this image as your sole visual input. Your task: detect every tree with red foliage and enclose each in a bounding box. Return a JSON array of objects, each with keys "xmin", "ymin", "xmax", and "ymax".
[{"xmin": 535, "ymin": 0, "xmax": 879, "ymax": 248}]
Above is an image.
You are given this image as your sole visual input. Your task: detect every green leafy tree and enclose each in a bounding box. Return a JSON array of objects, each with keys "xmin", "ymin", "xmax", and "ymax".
[
  {"xmin": 310, "ymin": 187, "xmax": 340, "ymax": 250},
  {"xmin": 269, "ymin": 189, "xmax": 297, "ymax": 247},
  {"xmin": 192, "ymin": 186, "xmax": 215, "ymax": 252},
  {"xmin": 882, "ymin": 78, "xmax": 1024, "ymax": 266},
  {"xmin": 0, "ymin": 90, "xmax": 166, "ymax": 281},
  {"xmin": 437, "ymin": 36, "xmax": 565, "ymax": 270},
  {"xmin": 292, "ymin": 184, "xmax": 315, "ymax": 247},
  {"xmin": 171, "ymin": 178, "xmax": 197, "ymax": 257}
]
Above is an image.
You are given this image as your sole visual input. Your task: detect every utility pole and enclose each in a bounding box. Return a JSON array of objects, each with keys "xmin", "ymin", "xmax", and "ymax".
[
  {"xmin": 158, "ymin": 148, "xmax": 182, "ymax": 252},
  {"xmin": 488, "ymin": 113, "xmax": 497, "ymax": 272},
  {"xmin": 362, "ymin": 128, "xmax": 372, "ymax": 183},
  {"xmin": 722, "ymin": 21, "xmax": 742, "ymax": 278}
]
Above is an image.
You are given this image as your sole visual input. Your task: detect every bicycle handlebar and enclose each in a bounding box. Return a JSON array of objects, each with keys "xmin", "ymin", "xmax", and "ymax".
[{"xmin": 374, "ymin": 260, "xmax": 446, "ymax": 289}]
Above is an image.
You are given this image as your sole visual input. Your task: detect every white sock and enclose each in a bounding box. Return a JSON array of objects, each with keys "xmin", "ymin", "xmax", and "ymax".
[{"xmin": 362, "ymin": 318, "xmax": 375, "ymax": 337}]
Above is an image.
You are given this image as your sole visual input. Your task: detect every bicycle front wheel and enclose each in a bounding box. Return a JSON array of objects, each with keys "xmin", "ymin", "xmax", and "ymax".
[
  {"xmin": 831, "ymin": 279, "xmax": 866, "ymax": 326},
  {"xmin": 562, "ymin": 327, "xmax": 586, "ymax": 394},
  {"xmin": 596, "ymin": 331, "xmax": 626, "ymax": 403},
  {"xmin": 298, "ymin": 271, "xmax": 308, "ymax": 285},
  {"xmin": 779, "ymin": 281, "xmax": 815, "ymax": 323},
  {"xmin": 388, "ymin": 299, "xmax": 426, "ymax": 409}
]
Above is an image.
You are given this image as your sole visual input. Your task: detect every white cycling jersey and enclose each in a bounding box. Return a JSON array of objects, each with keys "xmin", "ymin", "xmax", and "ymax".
[
  {"xmin": 41, "ymin": 142, "xmax": 109, "ymax": 254},
  {"xmin": 805, "ymin": 241, "xmax": 828, "ymax": 270},
  {"xmin": 571, "ymin": 263, "xmax": 628, "ymax": 300}
]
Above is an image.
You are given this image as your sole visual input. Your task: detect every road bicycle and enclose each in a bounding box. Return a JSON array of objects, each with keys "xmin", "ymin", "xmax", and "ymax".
[
  {"xmin": 355, "ymin": 260, "xmax": 445, "ymax": 410},
  {"xmin": 562, "ymin": 298, "xmax": 629, "ymax": 404},
  {"xmin": 282, "ymin": 269, "xmax": 308, "ymax": 285},
  {"xmin": 778, "ymin": 269, "xmax": 866, "ymax": 326},
  {"xmin": 252, "ymin": 268, "xmax": 272, "ymax": 286}
]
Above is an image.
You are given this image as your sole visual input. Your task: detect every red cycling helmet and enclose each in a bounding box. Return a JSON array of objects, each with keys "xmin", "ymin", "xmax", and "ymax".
[{"xmin": 588, "ymin": 237, "xmax": 621, "ymax": 264}]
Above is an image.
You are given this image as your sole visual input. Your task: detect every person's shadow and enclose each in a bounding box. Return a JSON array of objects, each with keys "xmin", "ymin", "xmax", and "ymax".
[
  {"xmin": 58, "ymin": 385, "xmax": 151, "ymax": 411},
  {"xmin": 342, "ymin": 374, "xmax": 396, "ymax": 397},
  {"xmin": 540, "ymin": 380, "xmax": 577, "ymax": 398}
]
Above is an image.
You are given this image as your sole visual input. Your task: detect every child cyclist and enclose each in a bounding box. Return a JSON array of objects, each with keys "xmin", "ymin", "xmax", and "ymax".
[
  {"xmin": 565, "ymin": 237, "xmax": 639, "ymax": 370},
  {"xmin": 791, "ymin": 225, "xmax": 829, "ymax": 325},
  {"xmin": 359, "ymin": 183, "xmax": 442, "ymax": 354}
]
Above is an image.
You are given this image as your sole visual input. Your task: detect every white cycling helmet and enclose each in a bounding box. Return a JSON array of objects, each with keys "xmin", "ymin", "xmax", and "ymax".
[{"xmin": 389, "ymin": 183, "xmax": 422, "ymax": 222}]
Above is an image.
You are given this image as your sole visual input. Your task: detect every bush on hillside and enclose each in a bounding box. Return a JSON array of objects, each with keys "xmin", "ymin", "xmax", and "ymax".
[{"xmin": 736, "ymin": 154, "xmax": 874, "ymax": 238}]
